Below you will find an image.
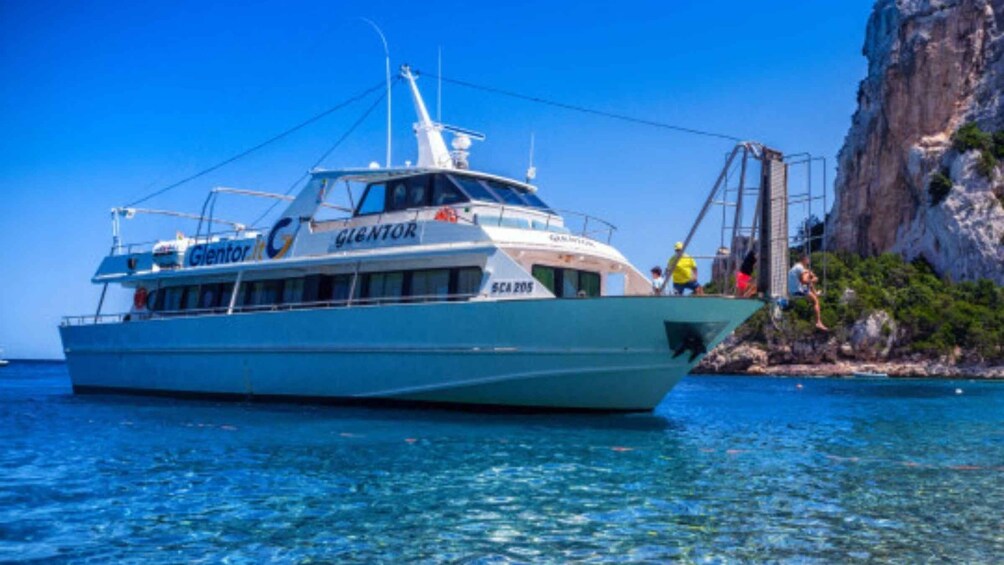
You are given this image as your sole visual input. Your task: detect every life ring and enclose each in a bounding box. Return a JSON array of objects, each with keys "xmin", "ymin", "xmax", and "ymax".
[
  {"xmin": 133, "ymin": 287, "xmax": 148, "ymax": 310},
  {"xmin": 434, "ymin": 206, "xmax": 458, "ymax": 223}
]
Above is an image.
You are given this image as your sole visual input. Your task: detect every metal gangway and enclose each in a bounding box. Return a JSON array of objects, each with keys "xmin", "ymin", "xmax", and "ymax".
[{"xmin": 665, "ymin": 142, "xmax": 829, "ymax": 308}]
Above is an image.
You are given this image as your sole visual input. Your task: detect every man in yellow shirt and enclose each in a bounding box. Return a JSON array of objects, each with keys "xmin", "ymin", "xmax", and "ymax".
[{"xmin": 670, "ymin": 242, "xmax": 703, "ymax": 295}]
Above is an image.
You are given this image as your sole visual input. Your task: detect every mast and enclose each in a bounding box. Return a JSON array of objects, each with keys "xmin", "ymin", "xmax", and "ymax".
[
  {"xmin": 359, "ymin": 18, "xmax": 392, "ymax": 168},
  {"xmin": 400, "ymin": 65, "xmax": 453, "ymax": 169}
]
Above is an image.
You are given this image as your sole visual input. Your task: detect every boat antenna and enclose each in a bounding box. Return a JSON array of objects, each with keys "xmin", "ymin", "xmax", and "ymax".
[
  {"xmin": 360, "ymin": 17, "xmax": 392, "ymax": 168},
  {"xmin": 437, "ymin": 46, "xmax": 442, "ymax": 122},
  {"xmin": 526, "ymin": 132, "xmax": 536, "ymax": 183}
]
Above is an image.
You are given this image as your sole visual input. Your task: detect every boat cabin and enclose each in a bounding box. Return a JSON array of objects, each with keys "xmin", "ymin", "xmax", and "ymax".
[{"xmin": 73, "ymin": 64, "xmax": 653, "ymax": 325}]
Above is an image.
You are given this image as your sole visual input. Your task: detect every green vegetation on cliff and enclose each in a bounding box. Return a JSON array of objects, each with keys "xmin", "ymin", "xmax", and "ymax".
[
  {"xmin": 951, "ymin": 122, "xmax": 1004, "ymax": 179},
  {"xmin": 732, "ymin": 252, "xmax": 1004, "ymax": 363},
  {"xmin": 928, "ymin": 169, "xmax": 953, "ymax": 206}
]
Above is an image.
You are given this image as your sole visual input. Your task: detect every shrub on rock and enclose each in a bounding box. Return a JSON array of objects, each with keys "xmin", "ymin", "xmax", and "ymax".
[{"xmin": 928, "ymin": 169, "xmax": 953, "ymax": 206}]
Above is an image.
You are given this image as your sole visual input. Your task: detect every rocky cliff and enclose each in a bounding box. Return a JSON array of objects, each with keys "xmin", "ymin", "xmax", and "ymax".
[{"xmin": 828, "ymin": 0, "xmax": 1004, "ymax": 284}]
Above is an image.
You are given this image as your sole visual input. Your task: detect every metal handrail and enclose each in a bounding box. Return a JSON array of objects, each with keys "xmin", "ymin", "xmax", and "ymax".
[
  {"xmin": 61, "ymin": 292, "xmax": 481, "ymax": 326},
  {"xmin": 454, "ymin": 203, "xmax": 616, "ymax": 243},
  {"xmin": 211, "ymin": 187, "xmax": 352, "ymax": 212},
  {"xmin": 110, "ymin": 201, "xmax": 618, "ymax": 259},
  {"xmin": 310, "ymin": 202, "xmax": 617, "ymax": 243},
  {"xmin": 111, "ymin": 229, "xmax": 260, "ymax": 256}
]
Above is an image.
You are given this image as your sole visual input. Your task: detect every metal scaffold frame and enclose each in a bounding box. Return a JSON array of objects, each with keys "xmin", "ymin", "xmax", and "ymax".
[
  {"xmin": 784, "ymin": 154, "xmax": 829, "ymax": 291},
  {"xmin": 665, "ymin": 143, "xmax": 829, "ymax": 301}
]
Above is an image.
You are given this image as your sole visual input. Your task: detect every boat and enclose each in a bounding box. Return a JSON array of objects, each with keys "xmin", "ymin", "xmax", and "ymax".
[
  {"xmin": 58, "ymin": 66, "xmax": 774, "ymax": 411},
  {"xmin": 0, "ymin": 349, "xmax": 7, "ymax": 367}
]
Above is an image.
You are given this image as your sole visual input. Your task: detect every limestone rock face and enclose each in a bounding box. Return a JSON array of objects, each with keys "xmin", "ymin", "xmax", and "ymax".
[
  {"xmin": 848, "ymin": 310, "xmax": 898, "ymax": 360},
  {"xmin": 829, "ymin": 0, "xmax": 1004, "ymax": 284},
  {"xmin": 696, "ymin": 336, "xmax": 768, "ymax": 373}
]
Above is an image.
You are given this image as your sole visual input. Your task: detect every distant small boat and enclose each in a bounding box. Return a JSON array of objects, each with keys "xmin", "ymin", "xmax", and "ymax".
[
  {"xmin": 0, "ymin": 348, "xmax": 8, "ymax": 367},
  {"xmin": 853, "ymin": 371, "xmax": 888, "ymax": 379}
]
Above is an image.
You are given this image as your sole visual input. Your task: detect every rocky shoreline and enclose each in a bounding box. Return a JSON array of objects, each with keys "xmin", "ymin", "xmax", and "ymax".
[
  {"xmin": 695, "ymin": 340, "xmax": 1004, "ymax": 379},
  {"xmin": 694, "ymin": 360, "xmax": 1004, "ymax": 379}
]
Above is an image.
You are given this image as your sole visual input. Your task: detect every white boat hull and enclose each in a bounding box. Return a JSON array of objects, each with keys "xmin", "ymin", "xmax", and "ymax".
[{"xmin": 60, "ymin": 297, "xmax": 762, "ymax": 411}]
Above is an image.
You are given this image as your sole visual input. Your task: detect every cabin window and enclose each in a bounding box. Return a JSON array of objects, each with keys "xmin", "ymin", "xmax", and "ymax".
[
  {"xmin": 388, "ymin": 179, "xmax": 409, "ymax": 211},
  {"xmin": 160, "ymin": 267, "xmax": 481, "ymax": 316},
  {"xmin": 519, "ymin": 191, "xmax": 553, "ymax": 212},
  {"xmin": 407, "ymin": 176, "xmax": 429, "ymax": 208},
  {"xmin": 331, "ymin": 274, "xmax": 353, "ymax": 302},
  {"xmin": 362, "ymin": 174, "xmax": 453, "ymax": 213},
  {"xmin": 362, "ymin": 271, "xmax": 404, "ymax": 303},
  {"xmin": 302, "ymin": 275, "xmax": 324, "ymax": 303},
  {"xmin": 198, "ymin": 285, "xmax": 216, "ymax": 309},
  {"xmin": 561, "ymin": 269, "xmax": 580, "ymax": 298},
  {"xmin": 605, "ymin": 272, "xmax": 625, "ymax": 296},
  {"xmin": 283, "ymin": 278, "xmax": 305, "ymax": 304},
  {"xmin": 531, "ymin": 265, "xmax": 600, "ymax": 298},
  {"xmin": 161, "ymin": 287, "xmax": 183, "ymax": 311},
  {"xmin": 450, "ymin": 175, "xmax": 500, "ymax": 203},
  {"xmin": 266, "ymin": 280, "xmax": 285, "ymax": 304},
  {"xmin": 180, "ymin": 285, "xmax": 200, "ymax": 310},
  {"xmin": 235, "ymin": 284, "xmax": 247, "ymax": 308},
  {"xmin": 357, "ymin": 183, "xmax": 386, "ymax": 215},
  {"xmin": 454, "ymin": 267, "xmax": 483, "ymax": 297},
  {"xmin": 357, "ymin": 267, "xmax": 482, "ymax": 304},
  {"xmin": 198, "ymin": 284, "xmax": 222, "ymax": 310},
  {"xmin": 147, "ymin": 288, "xmax": 163, "ymax": 311},
  {"xmin": 218, "ymin": 283, "xmax": 235, "ymax": 308},
  {"xmin": 432, "ymin": 174, "xmax": 466, "ymax": 206},
  {"xmin": 531, "ymin": 266, "xmax": 556, "ymax": 295},
  {"xmin": 411, "ymin": 269, "xmax": 451, "ymax": 301},
  {"xmin": 246, "ymin": 279, "xmax": 284, "ymax": 306},
  {"xmin": 192, "ymin": 282, "xmax": 232, "ymax": 310},
  {"xmin": 245, "ymin": 281, "xmax": 264, "ymax": 306},
  {"xmin": 452, "ymin": 176, "xmax": 551, "ymax": 211},
  {"xmin": 484, "ymin": 180, "xmax": 528, "ymax": 207},
  {"xmin": 579, "ymin": 271, "xmax": 601, "ymax": 297}
]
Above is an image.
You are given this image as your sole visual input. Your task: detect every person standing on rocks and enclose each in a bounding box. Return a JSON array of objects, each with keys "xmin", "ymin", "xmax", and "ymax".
[{"xmin": 789, "ymin": 254, "xmax": 828, "ymax": 331}]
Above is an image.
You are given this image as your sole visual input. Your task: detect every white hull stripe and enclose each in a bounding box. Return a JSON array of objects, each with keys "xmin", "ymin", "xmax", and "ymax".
[
  {"xmin": 352, "ymin": 362, "xmax": 683, "ymax": 398},
  {"xmin": 65, "ymin": 345, "xmax": 670, "ymax": 355}
]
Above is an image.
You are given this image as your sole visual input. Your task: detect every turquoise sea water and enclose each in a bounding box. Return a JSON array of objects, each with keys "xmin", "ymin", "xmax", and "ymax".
[{"xmin": 1, "ymin": 361, "xmax": 1002, "ymax": 563}]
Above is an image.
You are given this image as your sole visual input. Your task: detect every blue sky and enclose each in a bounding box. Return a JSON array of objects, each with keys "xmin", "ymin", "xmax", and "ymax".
[{"xmin": 0, "ymin": 0, "xmax": 874, "ymax": 358}]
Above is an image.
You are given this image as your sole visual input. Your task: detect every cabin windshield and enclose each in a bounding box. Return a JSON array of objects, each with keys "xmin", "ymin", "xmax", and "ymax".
[
  {"xmin": 355, "ymin": 173, "xmax": 469, "ymax": 216},
  {"xmin": 453, "ymin": 175, "xmax": 553, "ymax": 212},
  {"xmin": 483, "ymin": 180, "xmax": 526, "ymax": 206},
  {"xmin": 518, "ymin": 190, "xmax": 553, "ymax": 212},
  {"xmin": 354, "ymin": 172, "xmax": 552, "ymax": 216},
  {"xmin": 450, "ymin": 175, "xmax": 498, "ymax": 203}
]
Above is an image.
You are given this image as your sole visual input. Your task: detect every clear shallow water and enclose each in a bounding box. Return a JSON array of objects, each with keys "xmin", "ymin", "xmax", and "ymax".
[{"xmin": 1, "ymin": 362, "xmax": 1002, "ymax": 563}]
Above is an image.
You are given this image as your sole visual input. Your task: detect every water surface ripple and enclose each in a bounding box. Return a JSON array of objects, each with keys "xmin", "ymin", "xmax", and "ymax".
[{"xmin": 1, "ymin": 362, "xmax": 1002, "ymax": 562}]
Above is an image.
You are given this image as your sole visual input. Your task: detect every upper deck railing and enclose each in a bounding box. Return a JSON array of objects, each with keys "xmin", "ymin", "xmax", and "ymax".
[
  {"xmin": 113, "ymin": 205, "xmax": 616, "ymax": 258},
  {"xmin": 314, "ymin": 202, "xmax": 616, "ymax": 243},
  {"xmin": 110, "ymin": 229, "xmax": 255, "ymax": 256}
]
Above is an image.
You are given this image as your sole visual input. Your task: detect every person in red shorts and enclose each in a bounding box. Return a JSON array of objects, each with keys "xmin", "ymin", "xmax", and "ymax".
[{"xmin": 735, "ymin": 250, "xmax": 757, "ymax": 298}]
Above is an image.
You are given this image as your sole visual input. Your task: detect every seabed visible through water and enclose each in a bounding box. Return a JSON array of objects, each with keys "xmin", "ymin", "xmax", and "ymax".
[{"xmin": 1, "ymin": 361, "xmax": 1002, "ymax": 562}]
